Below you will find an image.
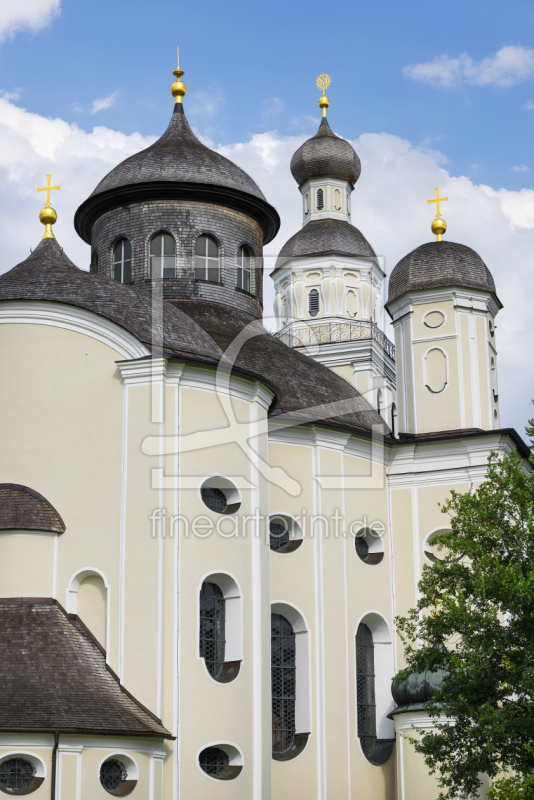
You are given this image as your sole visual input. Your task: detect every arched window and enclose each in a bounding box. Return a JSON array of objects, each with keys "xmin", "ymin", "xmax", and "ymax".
[
  {"xmin": 377, "ymin": 389, "xmax": 383, "ymax": 417},
  {"xmin": 237, "ymin": 245, "xmax": 251, "ymax": 292},
  {"xmin": 356, "ymin": 623, "xmax": 376, "ymax": 753},
  {"xmin": 150, "ymin": 232, "xmax": 175, "ymax": 279},
  {"xmin": 391, "ymin": 403, "xmax": 397, "ymax": 437},
  {"xmin": 355, "ymin": 616, "xmax": 395, "ymax": 765},
  {"xmin": 271, "ymin": 613, "xmax": 296, "ymax": 754},
  {"xmin": 309, "ymin": 289, "xmax": 319, "ymax": 317},
  {"xmin": 199, "ymin": 582, "xmax": 225, "ymax": 679},
  {"xmin": 316, "ymin": 188, "xmax": 324, "ymax": 210},
  {"xmin": 195, "ymin": 235, "xmax": 220, "ymax": 282},
  {"xmin": 113, "ymin": 238, "xmax": 131, "ymax": 283},
  {"xmin": 91, "ymin": 250, "xmax": 99, "ymax": 272}
]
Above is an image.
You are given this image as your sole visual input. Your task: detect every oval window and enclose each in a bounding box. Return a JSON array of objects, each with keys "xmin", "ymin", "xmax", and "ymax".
[
  {"xmin": 424, "ymin": 530, "xmax": 461, "ymax": 563},
  {"xmin": 424, "ymin": 348, "xmax": 448, "ymax": 394},
  {"xmin": 99, "ymin": 756, "xmax": 138, "ymax": 796},
  {"xmin": 200, "ymin": 477, "xmax": 241, "ymax": 515},
  {"xmin": 423, "ymin": 310, "xmax": 445, "ymax": 329},
  {"xmin": 0, "ymin": 757, "xmax": 44, "ymax": 795},
  {"xmin": 269, "ymin": 514, "xmax": 303, "ymax": 554},
  {"xmin": 198, "ymin": 745, "xmax": 242, "ymax": 781},
  {"xmin": 354, "ymin": 527, "xmax": 384, "ymax": 565}
]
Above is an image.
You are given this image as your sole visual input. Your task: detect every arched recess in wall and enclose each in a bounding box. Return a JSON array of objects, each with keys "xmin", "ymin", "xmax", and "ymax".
[
  {"xmin": 355, "ymin": 612, "xmax": 395, "ymax": 766},
  {"xmin": 346, "ymin": 289, "xmax": 358, "ymax": 318},
  {"xmin": 67, "ymin": 568, "xmax": 110, "ymax": 654},
  {"xmin": 271, "ymin": 602, "xmax": 311, "ymax": 761},
  {"xmin": 198, "ymin": 572, "xmax": 242, "ymax": 683},
  {"xmin": 424, "ymin": 347, "xmax": 448, "ymax": 394}
]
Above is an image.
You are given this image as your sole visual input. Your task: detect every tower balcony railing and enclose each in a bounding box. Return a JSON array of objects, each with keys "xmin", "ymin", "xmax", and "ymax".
[{"xmin": 275, "ymin": 318, "xmax": 396, "ymax": 361}]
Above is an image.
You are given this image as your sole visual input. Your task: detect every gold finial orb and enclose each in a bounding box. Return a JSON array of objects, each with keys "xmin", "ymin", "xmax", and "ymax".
[
  {"xmin": 431, "ymin": 217, "xmax": 447, "ymax": 241},
  {"xmin": 39, "ymin": 206, "xmax": 57, "ymax": 239},
  {"xmin": 316, "ymin": 73, "xmax": 331, "ymax": 118},
  {"xmin": 171, "ymin": 46, "xmax": 186, "ymax": 103}
]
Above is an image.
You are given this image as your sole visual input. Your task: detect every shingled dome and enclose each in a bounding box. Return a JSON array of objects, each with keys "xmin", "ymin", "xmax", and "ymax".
[
  {"xmin": 387, "ymin": 240, "xmax": 498, "ymax": 308},
  {"xmin": 75, "ymin": 106, "xmax": 280, "ymax": 244},
  {"xmin": 274, "ymin": 218, "xmax": 376, "ymax": 271},
  {"xmin": 0, "ymin": 484, "xmax": 65, "ymax": 533},
  {"xmin": 290, "ymin": 118, "xmax": 361, "ymax": 188}
]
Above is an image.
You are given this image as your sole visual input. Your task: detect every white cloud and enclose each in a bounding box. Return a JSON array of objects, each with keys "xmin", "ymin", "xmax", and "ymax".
[
  {"xmin": 512, "ymin": 164, "xmax": 530, "ymax": 173},
  {"xmin": 262, "ymin": 97, "xmax": 285, "ymax": 117},
  {"xmin": 187, "ymin": 88, "xmax": 224, "ymax": 118},
  {"xmin": 524, "ymin": 100, "xmax": 534, "ymax": 110},
  {"xmin": 0, "ymin": 89, "xmax": 21, "ymax": 101},
  {"xmin": 0, "ymin": 96, "xmax": 532, "ymax": 435},
  {"xmin": 91, "ymin": 92, "xmax": 118, "ymax": 115},
  {"xmin": 0, "ymin": 0, "xmax": 60, "ymax": 41},
  {"xmin": 403, "ymin": 45, "xmax": 534, "ymax": 89}
]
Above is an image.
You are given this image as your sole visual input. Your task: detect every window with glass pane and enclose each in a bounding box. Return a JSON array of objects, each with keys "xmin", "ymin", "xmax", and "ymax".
[
  {"xmin": 199, "ymin": 582, "xmax": 226, "ymax": 679},
  {"xmin": 356, "ymin": 623, "xmax": 376, "ymax": 755},
  {"xmin": 195, "ymin": 235, "xmax": 220, "ymax": 282},
  {"xmin": 113, "ymin": 239, "xmax": 132, "ymax": 283},
  {"xmin": 309, "ymin": 289, "xmax": 320, "ymax": 317},
  {"xmin": 237, "ymin": 245, "xmax": 251, "ymax": 292},
  {"xmin": 150, "ymin": 233, "xmax": 175, "ymax": 278},
  {"xmin": 271, "ymin": 613, "xmax": 296, "ymax": 753}
]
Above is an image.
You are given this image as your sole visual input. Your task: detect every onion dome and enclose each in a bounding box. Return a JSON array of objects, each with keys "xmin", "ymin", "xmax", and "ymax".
[
  {"xmin": 391, "ymin": 667, "xmax": 448, "ymax": 715},
  {"xmin": 75, "ymin": 105, "xmax": 279, "ymax": 245},
  {"xmin": 290, "ymin": 118, "xmax": 361, "ymax": 188},
  {"xmin": 387, "ymin": 240, "xmax": 499, "ymax": 309},
  {"xmin": 274, "ymin": 218, "xmax": 375, "ymax": 271}
]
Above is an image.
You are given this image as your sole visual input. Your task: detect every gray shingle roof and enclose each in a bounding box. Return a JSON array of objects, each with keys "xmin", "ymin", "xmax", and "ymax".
[
  {"xmin": 290, "ymin": 118, "xmax": 361, "ymax": 188},
  {"xmin": 0, "ymin": 599, "xmax": 171, "ymax": 737},
  {"xmin": 0, "ymin": 238, "xmax": 224, "ymax": 363},
  {"xmin": 274, "ymin": 218, "xmax": 376, "ymax": 271},
  {"xmin": 1, "ymin": 238, "xmax": 388, "ymax": 436},
  {"xmin": 0, "ymin": 485, "xmax": 65, "ymax": 533},
  {"xmin": 89, "ymin": 106, "xmax": 265, "ymax": 201},
  {"xmin": 74, "ymin": 106, "xmax": 280, "ymax": 245},
  {"xmin": 387, "ymin": 240, "xmax": 498, "ymax": 307}
]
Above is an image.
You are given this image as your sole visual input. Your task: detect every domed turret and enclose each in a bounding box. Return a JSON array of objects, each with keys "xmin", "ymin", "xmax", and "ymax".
[
  {"xmin": 74, "ymin": 57, "xmax": 279, "ymax": 319},
  {"xmin": 290, "ymin": 118, "xmax": 361, "ymax": 189},
  {"xmin": 385, "ymin": 195, "xmax": 502, "ymax": 436}
]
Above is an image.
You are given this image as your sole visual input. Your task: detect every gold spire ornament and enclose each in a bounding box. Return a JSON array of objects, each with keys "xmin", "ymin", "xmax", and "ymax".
[
  {"xmin": 37, "ymin": 174, "xmax": 60, "ymax": 239},
  {"xmin": 171, "ymin": 46, "xmax": 186, "ymax": 104},
  {"xmin": 427, "ymin": 188, "xmax": 448, "ymax": 241},
  {"xmin": 316, "ymin": 73, "xmax": 331, "ymax": 118}
]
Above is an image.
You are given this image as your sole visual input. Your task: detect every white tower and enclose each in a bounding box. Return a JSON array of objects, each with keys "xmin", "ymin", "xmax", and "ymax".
[
  {"xmin": 272, "ymin": 78, "xmax": 396, "ymax": 430},
  {"xmin": 385, "ymin": 198, "xmax": 502, "ymax": 435}
]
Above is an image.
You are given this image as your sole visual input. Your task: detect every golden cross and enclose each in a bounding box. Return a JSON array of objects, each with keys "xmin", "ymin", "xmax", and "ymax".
[
  {"xmin": 37, "ymin": 174, "xmax": 60, "ymax": 207},
  {"xmin": 427, "ymin": 188, "xmax": 448, "ymax": 219}
]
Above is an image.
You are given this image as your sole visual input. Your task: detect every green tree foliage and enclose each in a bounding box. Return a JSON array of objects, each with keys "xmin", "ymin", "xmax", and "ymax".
[{"xmin": 396, "ymin": 414, "xmax": 534, "ymax": 800}]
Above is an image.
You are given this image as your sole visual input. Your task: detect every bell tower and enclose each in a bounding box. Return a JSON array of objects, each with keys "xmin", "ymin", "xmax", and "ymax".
[
  {"xmin": 272, "ymin": 76, "xmax": 396, "ymax": 431},
  {"xmin": 385, "ymin": 194, "xmax": 502, "ymax": 435}
]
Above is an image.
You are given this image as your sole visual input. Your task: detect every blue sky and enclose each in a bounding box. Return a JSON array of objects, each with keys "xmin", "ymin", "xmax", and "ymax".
[
  {"xmin": 1, "ymin": 0, "xmax": 533, "ymax": 191},
  {"xmin": 0, "ymin": 0, "xmax": 533, "ymax": 432}
]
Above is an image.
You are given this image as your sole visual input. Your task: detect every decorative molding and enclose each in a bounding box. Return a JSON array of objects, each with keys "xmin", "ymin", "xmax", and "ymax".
[{"xmin": 0, "ymin": 300, "xmax": 149, "ymax": 359}]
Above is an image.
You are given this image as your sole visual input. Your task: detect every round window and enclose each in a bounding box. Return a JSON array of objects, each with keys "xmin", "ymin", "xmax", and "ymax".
[
  {"xmin": 424, "ymin": 530, "xmax": 461, "ymax": 563},
  {"xmin": 0, "ymin": 757, "xmax": 44, "ymax": 795},
  {"xmin": 198, "ymin": 745, "xmax": 242, "ymax": 781},
  {"xmin": 354, "ymin": 527, "xmax": 384, "ymax": 565},
  {"xmin": 269, "ymin": 514, "xmax": 303, "ymax": 554},
  {"xmin": 200, "ymin": 477, "xmax": 241, "ymax": 515},
  {"xmin": 99, "ymin": 757, "xmax": 137, "ymax": 797}
]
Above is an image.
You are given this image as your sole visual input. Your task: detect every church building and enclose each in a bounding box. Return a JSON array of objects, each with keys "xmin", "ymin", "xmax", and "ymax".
[{"xmin": 0, "ymin": 59, "xmax": 527, "ymax": 799}]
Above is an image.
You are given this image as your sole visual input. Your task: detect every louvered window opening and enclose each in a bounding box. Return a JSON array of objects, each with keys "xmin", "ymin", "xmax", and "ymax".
[
  {"xmin": 195, "ymin": 235, "xmax": 220, "ymax": 282},
  {"xmin": 316, "ymin": 188, "xmax": 324, "ymax": 210},
  {"xmin": 270, "ymin": 519, "xmax": 290, "ymax": 552},
  {"xmin": 309, "ymin": 289, "xmax": 319, "ymax": 317},
  {"xmin": 356, "ymin": 623, "xmax": 376, "ymax": 754},
  {"xmin": 100, "ymin": 759, "xmax": 128, "ymax": 791},
  {"xmin": 271, "ymin": 613, "xmax": 296, "ymax": 753},
  {"xmin": 113, "ymin": 238, "xmax": 131, "ymax": 283},
  {"xmin": 237, "ymin": 245, "xmax": 251, "ymax": 292},
  {"xmin": 200, "ymin": 582, "xmax": 226, "ymax": 679},
  {"xmin": 0, "ymin": 758, "xmax": 36, "ymax": 789},
  {"xmin": 199, "ymin": 747, "xmax": 230, "ymax": 777},
  {"xmin": 201, "ymin": 486, "xmax": 228, "ymax": 514},
  {"xmin": 150, "ymin": 232, "xmax": 175, "ymax": 278}
]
